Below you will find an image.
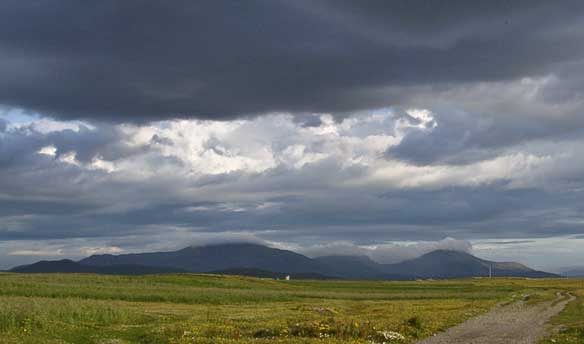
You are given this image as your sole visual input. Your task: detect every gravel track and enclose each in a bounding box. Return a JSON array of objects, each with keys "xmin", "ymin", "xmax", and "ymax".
[{"xmin": 416, "ymin": 292, "xmax": 575, "ymax": 344}]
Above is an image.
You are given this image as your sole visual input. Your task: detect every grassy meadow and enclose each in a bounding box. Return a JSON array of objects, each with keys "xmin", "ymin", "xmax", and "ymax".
[{"xmin": 0, "ymin": 273, "xmax": 582, "ymax": 344}]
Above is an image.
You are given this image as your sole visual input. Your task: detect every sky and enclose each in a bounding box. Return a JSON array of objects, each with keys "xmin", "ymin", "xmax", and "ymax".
[{"xmin": 1, "ymin": 1, "xmax": 584, "ymax": 271}]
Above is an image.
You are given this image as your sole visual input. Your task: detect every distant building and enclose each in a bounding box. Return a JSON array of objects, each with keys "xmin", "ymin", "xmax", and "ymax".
[{"xmin": 285, "ymin": 275, "xmax": 290, "ymax": 281}]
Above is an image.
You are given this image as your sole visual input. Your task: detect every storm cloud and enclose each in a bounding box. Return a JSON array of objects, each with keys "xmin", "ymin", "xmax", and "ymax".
[{"xmin": 1, "ymin": 1, "xmax": 584, "ymax": 122}]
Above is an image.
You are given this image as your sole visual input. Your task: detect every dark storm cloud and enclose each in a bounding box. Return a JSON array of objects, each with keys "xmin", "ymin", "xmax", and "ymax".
[{"xmin": 1, "ymin": 1, "xmax": 584, "ymax": 122}]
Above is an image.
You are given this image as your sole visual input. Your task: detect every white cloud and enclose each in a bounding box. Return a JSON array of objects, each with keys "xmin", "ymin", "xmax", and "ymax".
[
  {"xmin": 81, "ymin": 112, "xmax": 402, "ymax": 178},
  {"xmin": 58, "ymin": 151, "xmax": 80, "ymax": 166},
  {"xmin": 17, "ymin": 110, "xmax": 559, "ymax": 193},
  {"xmin": 38, "ymin": 145, "xmax": 57, "ymax": 157},
  {"xmin": 79, "ymin": 246, "xmax": 124, "ymax": 256},
  {"xmin": 347, "ymin": 152, "xmax": 550, "ymax": 190},
  {"xmin": 8, "ymin": 249, "xmax": 64, "ymax": 256}
]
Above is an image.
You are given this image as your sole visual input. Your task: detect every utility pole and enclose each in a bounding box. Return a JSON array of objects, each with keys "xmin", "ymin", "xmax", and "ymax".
[{"xmin": 489, "ymin": 264, "xmax": 492, "ymax": 279}]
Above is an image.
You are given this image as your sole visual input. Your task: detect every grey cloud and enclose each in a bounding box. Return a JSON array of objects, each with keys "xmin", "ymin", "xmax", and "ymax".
[
  {"xmin": 386, "ymin": 109, "xmax": 513, "ymax": 165},
  {"xmin": 0, "ymin": 153, "xmax": 575, "ymax": 244},
  {"xmin": 1, "ymin": 1, "xmax": 584, "ymax": 122},
  {"xmin": 480, "ymin": 240, "xmax": 536, "ymax": 245},
  {"xmin": 292, "ymin": 113, "xmax": 323, "ymax": 128},
  {"xmin": 388, "ymin": 109, "xmax": 486, "ymax": 165},
  {"xmin": 150, "ymin": 134, "xmax": 173, "ymax": 146},
  {"xmin": 387, "ymin": 98, "xmax": 584, "ymax": 165},
  {"xmin": 0, "ymin": 122, "xmax": 127, "ymax": 168},
  {"xmin": 540, "ymin": 61, "xmax": 584, "ymax": 104}
]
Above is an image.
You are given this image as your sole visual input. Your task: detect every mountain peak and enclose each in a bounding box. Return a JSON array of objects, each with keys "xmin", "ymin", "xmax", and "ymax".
[{"xmin": 387, "ymin": 249, "xmax": 556, "ymax": 279}]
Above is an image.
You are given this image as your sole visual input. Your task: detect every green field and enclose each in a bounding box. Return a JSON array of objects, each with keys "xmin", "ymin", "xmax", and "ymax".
[{"xmin": 0, "ymin": 273, "xmax": 582, "ymax": 344}]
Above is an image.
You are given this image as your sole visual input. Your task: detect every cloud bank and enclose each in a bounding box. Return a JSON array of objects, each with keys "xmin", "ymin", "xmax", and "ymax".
[
  {"xmin": 0, "ymin": 1, "xmax": 584, "ymax": 123},
  {"xmin": 2, "ymin": 108, "xmax": 584, "ymax": 268}
]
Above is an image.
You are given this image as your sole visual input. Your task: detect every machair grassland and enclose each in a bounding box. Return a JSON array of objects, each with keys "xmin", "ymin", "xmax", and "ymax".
[{"xmin": 0, "ymin": 273, "xmax": 582, "ymax": 344}]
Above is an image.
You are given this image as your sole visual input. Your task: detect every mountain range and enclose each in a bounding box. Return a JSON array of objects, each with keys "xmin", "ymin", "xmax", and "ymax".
[{"xmin": 10, "ymin": 243, "xmax": 558, "ymax": 279}]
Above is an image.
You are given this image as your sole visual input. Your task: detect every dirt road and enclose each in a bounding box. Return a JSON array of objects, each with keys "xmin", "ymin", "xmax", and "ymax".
[{"xmin": 416, "ymin": 293, "xmax": 575, "ymax": 344}]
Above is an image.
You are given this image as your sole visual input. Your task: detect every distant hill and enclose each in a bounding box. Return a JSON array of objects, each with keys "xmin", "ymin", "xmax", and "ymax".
[
  {"xmin": 11, "ymin": 243, "xmax": 558, "ymax": 279},
  {"xmin": 380, "ymin": 250, "xmax": 558, "ymax": 279},
  {"xmin": 11, "ymin": 259, "xmax": 94, "ymax": 273},
  {"xmin": 79, "ymin": 243, "xmax": 331, "ymax": 275},
  {"xmin": 314, "ymin": 255, "xmax": 414, "ymax": 280},
  {"xmin": 315, "ymin": 250, "xmax": 557, "ymax": 279},
  {"xmin": 10, "ymin": 259, "xmax": 187, "ymax": 275},
  {"xmin": 314, "ymin": 255, "xmax": 383, "ymax": 279}
]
